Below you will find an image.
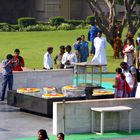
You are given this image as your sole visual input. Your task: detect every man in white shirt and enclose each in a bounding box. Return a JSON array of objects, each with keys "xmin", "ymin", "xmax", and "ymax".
[
  {"xmin": 61, "ymin": 45, "xmax": 77, "ymax": 69},
  {"xmin": 43, "ymin": 47, "xmax": 53, "ymax": 70},
  {"xmin": 120, "ymin": 62, "xmax": 137, "ymax": 97},
  {"xmin": 91, "ymin": 30, "xmax": 107, "ymax": 72}
]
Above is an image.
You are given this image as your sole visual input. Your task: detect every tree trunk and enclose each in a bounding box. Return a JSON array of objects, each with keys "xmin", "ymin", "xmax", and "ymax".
[{"xmin": 87, "ymin": 0, "xmax": 138, "ymax": 49}]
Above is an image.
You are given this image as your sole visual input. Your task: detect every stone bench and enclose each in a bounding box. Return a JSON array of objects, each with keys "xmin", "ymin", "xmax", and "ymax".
[{"xmin": 91, "ymin": 106, "xmax": 132, "ymax": 135}]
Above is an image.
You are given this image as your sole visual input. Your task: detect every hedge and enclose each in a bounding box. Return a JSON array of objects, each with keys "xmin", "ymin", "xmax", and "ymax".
[
  {"xmin": 17, "ymin": 17, "xmax": 37, "ymax": 27},
  {"xmin": 65, "ymin": 20, "xmax": 85, "ymax": 26},
  {"xmin": 86, "ymin": 16, "xmax": 95, "ymax": 24},
  {"xmin": 48, "ymin": 16, "xmax": 65, "ymax": 26}
]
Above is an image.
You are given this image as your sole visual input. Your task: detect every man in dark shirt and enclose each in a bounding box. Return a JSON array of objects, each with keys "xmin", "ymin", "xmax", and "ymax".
[
  {"xmin": 54, "ymin": 45, "xmax": 65, "ymax": 69},
  {"xmin": 1, "ymin": 54, "xmax": 14, "ymax": 101}
]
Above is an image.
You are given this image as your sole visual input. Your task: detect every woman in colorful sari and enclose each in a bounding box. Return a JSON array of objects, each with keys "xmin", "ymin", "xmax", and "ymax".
[
  {"xmin": 114, "ymin": 67, "xmax": 130, "ymax": 98},
  {"xmin": 123, "ymin": 38, "xmax": 134, "ymax": 66}
]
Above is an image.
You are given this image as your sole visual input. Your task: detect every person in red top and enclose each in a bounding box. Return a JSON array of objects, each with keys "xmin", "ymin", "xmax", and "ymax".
[{"xmin": 13, "ymin": 49, "xmax": 24, "ymax": 71}]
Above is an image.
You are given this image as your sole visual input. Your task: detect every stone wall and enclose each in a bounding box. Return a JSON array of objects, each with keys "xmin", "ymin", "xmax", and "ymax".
[
  {"xmin": 0, "ymin": 69, "xmax": 73, "ymax": 97},
  {"xmin": 53, "ymin": 98, "xmax": 140, "ymax": 134},
  {"xmin": 0, "ymin": 0, "xmax": 33, "ymax": 23}
]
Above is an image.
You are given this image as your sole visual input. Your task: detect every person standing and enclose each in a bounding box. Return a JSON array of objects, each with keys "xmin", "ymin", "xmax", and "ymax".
[
  {"xmin": 91, "ymin": 31, "xmax": 107, "ymax": 72},
  {"xmin": 74, "ymin": 37, "xmax": 82, "ymax": 62},
  {"xmin": 80, "ymin": 35, "xmax": 89, "ymax": 62},
  {"xmin": 54, "ymin": 45, "xmax": 65, "ymax": 69},
  {"xmin": 1, "ymin": 54, "xmax": 14, "ymax": 101},
  {"xmin": 135, "ymin": 33, "xmax": 140, "ymax": 69},
  {"xmin": 43, "ymin": 47, "xmax": 53, "ymax": 70},
  {"xmin": 123, "ymin": 39, "xmax": 134, "ymax": 66},
  {"xmin": 13, "ymin": 49, "xmax": 24, "ymax": 71},
  {"xmin": 120, "ymin": 62, "xmax": 137, "ymax": 97},
  {"xmin": 61, "ymin": 45, "xmax": 77, "ymax": 69},
  {"xmin": 88, "ymin": 21, "xmax": 99, "ymax": 55},
  {"xmin": 114, "ymin": 67, "xmax": 130, "ymax": 98}
]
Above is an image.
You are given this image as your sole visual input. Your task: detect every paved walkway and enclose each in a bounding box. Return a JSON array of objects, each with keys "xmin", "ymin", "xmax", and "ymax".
[
  {"xmin": 1, "ymin": 101, "xmax": 140, "ymax": 140},
  {"xmin": 0, "ymin": 101, "xmax": 52, "ymax": 140}
]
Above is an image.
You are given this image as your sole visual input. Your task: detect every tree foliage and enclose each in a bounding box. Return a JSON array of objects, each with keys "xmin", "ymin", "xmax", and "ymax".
[{"xmin": 87, "ymin": 0, "xmax": 140, "ymax": 48}]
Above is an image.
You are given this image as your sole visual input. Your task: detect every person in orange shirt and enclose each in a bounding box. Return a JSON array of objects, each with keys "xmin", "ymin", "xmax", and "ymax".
[{"xmin": 13, "ymin": 49, "xmax": 24, "ymax": 71}]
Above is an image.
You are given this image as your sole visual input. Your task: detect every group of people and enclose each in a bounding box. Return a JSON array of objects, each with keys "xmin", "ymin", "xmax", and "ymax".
[
  {"xmin": 43, "ymin": 34, "xmax": 89, "ymax": 70},
  {"xmin": 113, "ymin": 32, "xmax": 140, "ymax": 98},
  {"xmin": 0, "ymin": 49, "xmax": 24, "ymax": 101},
  {"xmin": 114, "ymin": 62, "xmax": 138, "ymax": 98},
  {"xmin": 113, "ymin": 24, "xmax": 140, "ymax": 71},
  {"xmin": 38, "ymin": 129, "xmax": 64, "ymax": 140},
  {"xmin": 1, "ymin": 21, "xmax": 140, "ymax": 101},
  {"xmin": 44, "ymin": 29, "xmax": 108, "ymax": 72}
]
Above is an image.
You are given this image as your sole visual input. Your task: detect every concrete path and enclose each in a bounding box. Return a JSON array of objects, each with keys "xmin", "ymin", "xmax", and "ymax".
[
  {"xmin": 0, "ymin": 101, "xmax": 52, "ymax": 140},
  {"xmin": 1, "ymin": 101, "xmax": 140, "ymax": 140}
]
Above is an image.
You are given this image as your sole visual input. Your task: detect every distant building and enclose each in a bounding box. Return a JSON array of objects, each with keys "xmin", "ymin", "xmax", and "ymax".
[{"xmin": 0, "ymin": 0, "xmax": 140, "ymax": 23}]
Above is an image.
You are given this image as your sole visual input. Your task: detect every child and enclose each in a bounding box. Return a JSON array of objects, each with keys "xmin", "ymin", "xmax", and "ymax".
[
  {"xmin": 114, "ymin": 68, "xmax": 126, "ymax": 98},
  {"xmin": 1, "ymin": 54, "xmax": 14, "ymax": 101},
  {"xmin": 38, "ymin": 129, "xmax": 49, "ymax": 140}
]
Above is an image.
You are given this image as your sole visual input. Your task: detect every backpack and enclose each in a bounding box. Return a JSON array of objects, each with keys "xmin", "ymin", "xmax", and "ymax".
[{"xmin": 129, "ymin": 66, "xmax": 140, "ymax": 82}]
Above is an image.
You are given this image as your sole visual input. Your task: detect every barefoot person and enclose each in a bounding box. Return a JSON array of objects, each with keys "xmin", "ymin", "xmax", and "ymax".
[{"xmin": 91, "ymin": 30, "xmax": 107, "ymax": 72}]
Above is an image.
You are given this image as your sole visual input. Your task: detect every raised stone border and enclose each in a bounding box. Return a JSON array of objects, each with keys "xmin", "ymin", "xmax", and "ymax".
[{"xmin": 53, "ymin": 98, "xmax": 140, "ymax": 134}]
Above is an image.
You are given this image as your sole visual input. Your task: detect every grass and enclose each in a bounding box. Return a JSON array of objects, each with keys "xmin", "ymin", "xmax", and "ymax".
[
  {"xmin": 12, "ymin": 130, "xmax": 140, "ymax": 140},
  {"xmin": 0, "ymin": 28, "xmax": 139, "ymax": 72}
]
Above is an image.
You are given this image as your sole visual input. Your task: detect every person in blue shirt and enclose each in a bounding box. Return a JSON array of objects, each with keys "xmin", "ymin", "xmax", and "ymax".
[
  {"xmin": 74, "ymin": 37, "xmax": 82, "ymax": 62},
  {"xmin": 80, "ymin": 35, "xmax": 89, "ymax": 62},
  {"xmin": 1, "ymin": 54, "xmax": 14, "ymax": 101},
  {"xmin": 89, "ymin": 21, "xmax": 100, "ymax": 55}
]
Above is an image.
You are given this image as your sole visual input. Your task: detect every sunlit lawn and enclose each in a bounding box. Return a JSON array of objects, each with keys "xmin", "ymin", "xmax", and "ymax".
[{"xmin": 0, "ymin": 28, "xmax": 139, "ymax": 72}]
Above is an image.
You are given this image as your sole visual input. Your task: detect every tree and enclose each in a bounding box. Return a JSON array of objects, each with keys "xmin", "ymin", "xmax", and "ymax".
[{"xmin": 87, "ymin": 0, "xmax": 140, "ymax": 48}]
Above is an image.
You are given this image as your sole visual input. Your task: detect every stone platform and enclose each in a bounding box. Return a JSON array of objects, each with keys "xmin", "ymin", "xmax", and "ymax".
[{"xmin": 7, "ymin": 90, "xmax": 114, "ymax": 117}]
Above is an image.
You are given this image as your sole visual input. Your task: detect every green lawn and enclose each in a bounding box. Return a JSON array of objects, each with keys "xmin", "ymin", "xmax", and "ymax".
[{"xmin": 0, "ymin": 29, "xmax": 139, "ymax": 72}]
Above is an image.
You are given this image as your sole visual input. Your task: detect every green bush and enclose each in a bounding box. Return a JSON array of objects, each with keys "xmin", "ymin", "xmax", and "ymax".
[
  {"xmin": 25, "ymin": 24, "xmax": 57, "ymax": 31},
  {"xmin": 57, "ymin": 23, "xmax": 74, "ymax": 30},
  {"xmin": 11, "ymin": 24, "xmax": 20, "ymax": 31},
  {"xmin": 17, "ymin": 17, "xmax": 37, "ymax": 27},
  {"xmin": 49, "ymin": 16, "xmax": 65, "ymax": 26},
  {"xmin": 86, "ymin": 15, "xmax": 95, "ymax": 24},
  {"xmin": 75, "ymin": 22, "xmax": 87, "ymax": 29},
  {"xmin": 131, "ymin": 15, "xmax": 138, "ymax": 21},
  {"xmin": 37, "ymin": 21, "xmax": 49, "ymax": 25},
  {"xmin": 65, "ymin": 20, "xmax": 85, "ymax": 26},
  {"xmin": 0, "ymin": 23, "xmax": 13, "ymax": 32}
]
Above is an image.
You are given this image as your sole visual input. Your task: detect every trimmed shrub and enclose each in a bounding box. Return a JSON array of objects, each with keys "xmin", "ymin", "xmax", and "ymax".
[
  {"xmin": 75, "ymin": 22, "xmax": 87, "ymax": 29},
  {"xmin": 65, "ymin": 20, "xmax": 85, "ymax": 26},
  {"xmin": 86, "ymin": 15, "xmax": 95, "ymax": 24},
  {"xmin": 11, "ymin": 24, "xmax": 20, "ymax": 31},
  {"xmin": 57, "ymin": 23, "xmax": 74, "ymax": 30},
  {"xmin": 0, "ymin": 23, "xmax": 12, "ymax": 32},
  {"xmin": 17, "ymin": 17, "xmax": 37, "ymax": 27},
  {"xmin": 37, "ymin": 21, "xmax": 49, "ymax": 25},
  {"xmin": 49, "ymin": 16, "xmax": 65, "ymax": 26},
  {"xmin": 25, "ymin": 24, "xmax": 57, "ymax": 31}
]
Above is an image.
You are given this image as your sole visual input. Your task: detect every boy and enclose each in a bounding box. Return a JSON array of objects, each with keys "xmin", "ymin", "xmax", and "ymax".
[
  {"xmin": 13, "ymin": 49, "xmax": 24, "ymax": 71},
  {"xmin": 1, "ymin": 54, "xmax": 14, "ymax": 101}
]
